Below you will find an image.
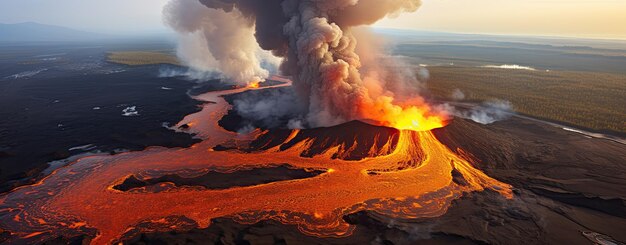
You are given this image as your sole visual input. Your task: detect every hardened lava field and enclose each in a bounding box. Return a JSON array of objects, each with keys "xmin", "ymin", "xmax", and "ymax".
[{"xmin": 0, "ymin": 78, "xmax": 512, "ymax": 244}]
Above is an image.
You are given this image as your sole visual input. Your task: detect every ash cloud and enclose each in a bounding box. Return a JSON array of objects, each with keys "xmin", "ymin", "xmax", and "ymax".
[
  {"xmin": 229, "ymin": 88, "xmax": 307, "ymax": 130},
  {"xmin": 163, "ymin": 0, "xmax": 280, "ymax": 83},
  {"xmin": 164, "ymin": 0, "xmax": 449, "ymax": 128}
]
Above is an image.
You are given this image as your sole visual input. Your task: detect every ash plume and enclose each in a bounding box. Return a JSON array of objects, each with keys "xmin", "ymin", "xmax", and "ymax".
[
  {"xmin": 164, "ymin": 0, "xmax": 447, "ymax": 128},
  {"xmin": 233, "ymin": 88, "xmax": 306, "ymax": 129},
  {"xmin": 163, "ymin": 0, "xmax": 278, "ymax": 83}
]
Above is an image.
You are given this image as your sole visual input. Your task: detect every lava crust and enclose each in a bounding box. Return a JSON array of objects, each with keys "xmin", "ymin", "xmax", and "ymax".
[
  {"xmin": 243, "ymin": 121, "xmax": 402, "ymax": 161},
  {"xmin": 113, "ymin": 165, "xmax": 325, "ymax": 192}
]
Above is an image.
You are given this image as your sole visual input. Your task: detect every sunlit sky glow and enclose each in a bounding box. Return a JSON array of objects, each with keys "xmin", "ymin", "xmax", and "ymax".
[
  {"xmin": 0, "ymin": 0, "xmax": 625, "ymax": 39},
  {"xmin": 375, "ymin": 0, "xmax": 626, "ymax": 39},
  {"xmin": 0, "ymin": 0, "xmax": 170, "ymax": 34}
]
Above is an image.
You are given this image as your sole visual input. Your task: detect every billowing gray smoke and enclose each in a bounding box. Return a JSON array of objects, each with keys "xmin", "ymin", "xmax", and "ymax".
[
  {"xmin": 233, "ymin": 87, "xmax": 306, "ymax": 130},
  {"xmin": 164, "ymin": 0, "xmax": 447, "ymax": 128}
]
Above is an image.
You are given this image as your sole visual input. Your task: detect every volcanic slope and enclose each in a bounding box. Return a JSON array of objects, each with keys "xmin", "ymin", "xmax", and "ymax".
[
  {"xmin": 218, "ymin": 120, "xmax": 402, "ymax": 161},
  {"xmin": 121, "ymin": 117, "xmax": 626, "ymax": 245},
  {"xmin": 430, "ymin": 117, "xmax": 626, "ymax": 244},
  {"xmin": 0, "ymin": 78, "xmax": 511, "ymax": 244}
]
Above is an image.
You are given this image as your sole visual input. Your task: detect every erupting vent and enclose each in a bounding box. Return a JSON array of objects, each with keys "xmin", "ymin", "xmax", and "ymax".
[{"xmin": 0, "ymin": 81, "xmax": 512, "ymax": 244}]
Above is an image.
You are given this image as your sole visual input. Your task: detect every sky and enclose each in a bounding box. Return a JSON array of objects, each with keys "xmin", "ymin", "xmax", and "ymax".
[
  {"xmin": 0, "ymin": 0, "xmax": 170, "ymax": 35},
  {"xmin": 376, "ymin": 0, "xmax": 626, "ymax": 39},
  {"xmin": 0, "ymin": 0, "xmax": 625, "ymax": 39}
]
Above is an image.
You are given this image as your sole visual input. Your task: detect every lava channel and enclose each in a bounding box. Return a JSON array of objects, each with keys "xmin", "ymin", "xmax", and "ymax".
[{"xmin": 0, "ymin": 76, "xmax": 512, "ymax": 244}]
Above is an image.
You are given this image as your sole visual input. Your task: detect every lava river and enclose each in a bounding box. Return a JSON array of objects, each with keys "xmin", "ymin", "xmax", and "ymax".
[{"xmin": 0, "ymin": 76, "xmax": 512, "ymax": 244}]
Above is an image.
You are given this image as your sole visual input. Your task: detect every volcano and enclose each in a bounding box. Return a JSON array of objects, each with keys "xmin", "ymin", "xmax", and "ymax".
[
  {"xmin": 0, "ymin": 75, "xmax": 623, "ymax": 245},
  {"xmin": 118, "ymin": 117, "xmax": 626, "ymax": 245},
  {"xmin": 0, "ymin": 81, "xmax": 517, "ymax": 244},
  {"xmin": 234, "ymin": 120, "xmax": 402, "ymax": 161}
]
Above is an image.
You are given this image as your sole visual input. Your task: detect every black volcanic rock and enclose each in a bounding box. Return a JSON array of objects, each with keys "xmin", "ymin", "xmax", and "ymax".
[
  {"xmin": 0, "ymin": 57, "xmax": 234, "ymax": 193},
  {"xmin": 118, "ymin": 188, "xmax": 626, "ymax": 245},
  {"xmin": 245, "ymin": 120, "xmax": 401, "ymax": 160},
  {"xmin": 121, "ymin": 209, "xmax": 487, "ymax": 245},
  {"xmin": 117, "ymin": 116, "xmax": 626, "ymax": 245},
  {"xmin": 113, "ymin": 165, "xmax": 325, "ymax": 192},
  {"xmin": 433, "ymin": 117, "xmax": 626, "ymax": 228}
]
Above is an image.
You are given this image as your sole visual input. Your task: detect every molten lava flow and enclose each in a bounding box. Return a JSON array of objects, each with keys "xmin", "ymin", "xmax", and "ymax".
[
  {"xmin": 246, "ymin": 79, "xmax": 262, "ymax": 89},
  {"xmin": 0, "ymin": 78, "xmax": 511, "ymax": 244},
  {"xmin": 380, "ymin": 104, "xmax": 447, "ymax": 131},
  {"xmin": 360, "ymin": 95, "xmax": 448, "ymax": 131}
]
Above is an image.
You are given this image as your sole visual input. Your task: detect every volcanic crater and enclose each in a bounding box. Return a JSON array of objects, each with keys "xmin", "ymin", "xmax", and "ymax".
[{"xmin": 0, "ymin": 77, "xmax": 623, "ymax": 245}]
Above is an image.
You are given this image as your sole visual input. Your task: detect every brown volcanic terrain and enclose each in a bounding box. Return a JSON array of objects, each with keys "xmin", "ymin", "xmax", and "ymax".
[
  {"xmin": 434, "ymin": 117, "xmax": 626, "ymax": 216},
  {"xmin": 1, "ymin": 78, "xmax": 623, "ymax": 244},
  {"xmin": 122, "ymin": 117, "xmax": 626, "ymax": 245},
  {"xmin": 242, "ymin": 120, "xmax": 402, "ymax": 161},
  {"xmin": 113, "ymin": 165, "xmax": 325, "ymax": 192},
  {"xmin": 0, "ymin": 79, "xmax": 512, "ymax": 244}
]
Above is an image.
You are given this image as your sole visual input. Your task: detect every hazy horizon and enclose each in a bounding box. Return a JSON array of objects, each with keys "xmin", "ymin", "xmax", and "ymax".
[{"xmin": 0, "ymin": 0, "xmax": 625, "ymax": 40}]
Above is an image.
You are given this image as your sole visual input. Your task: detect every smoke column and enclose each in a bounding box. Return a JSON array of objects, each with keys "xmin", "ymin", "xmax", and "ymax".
[
  {"xmin": 163, "ymin": 0, "xmax": 272, "ymax": 83},
  {"xmin": 164, "ymin": 0, "xmax": 448, "ymax": 129}
]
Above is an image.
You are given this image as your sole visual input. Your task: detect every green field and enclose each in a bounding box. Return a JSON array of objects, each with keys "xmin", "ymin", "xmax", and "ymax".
[
  {"xmin": 426, "ymin": 66, "xmax": 626, "ymax": 134},
  {"xmin": 107, "ymin": 51, "xmax": 180, "ymax": 66},
  {"xmin": 104, "ymin": 39, "xmax": 626, "ymax": 135}
]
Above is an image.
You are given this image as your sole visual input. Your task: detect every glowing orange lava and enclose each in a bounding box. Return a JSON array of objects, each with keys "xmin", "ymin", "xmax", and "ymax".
[
  {"xmin": 0, "ymin": 76, "xmax": 511, "ymax": 244},
  {"xmin": 384, "ymin": 105, "xmax": 447, "ymax": 131},
  {"xmin": 246, "ymin": 80, "xmax": 261, "ymax": 89},
  {"xmin": 361, "ymin": 95, "xmax": 448, "ymax": 131}
]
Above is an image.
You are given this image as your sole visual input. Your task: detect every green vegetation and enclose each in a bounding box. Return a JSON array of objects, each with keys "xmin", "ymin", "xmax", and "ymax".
[
  {"xmin": 107, "ymin": 51, "xmax": 180, "ymax": 66},
  {"xmin": 426, "ymin": 66, "xmax": 626, "ymax": 133}
]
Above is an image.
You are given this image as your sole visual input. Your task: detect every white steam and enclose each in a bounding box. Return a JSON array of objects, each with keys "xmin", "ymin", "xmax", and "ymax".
[
  {"xmin": 232, "ymin": 88, "xmax": 306, "ymax": 129},
  {"xmin": 481, "ymin": 64, "xmax": 536, "ymax": 71},
  {"xmin": 163, "ymin": 0, "xmax": 449, "ymax": 129},
  {"xmin": 460, "ymin": 100, "xmax": 514, "ymax": 125},
  {"xmin": 451, "ymin": 89, "xmax": 465, "ymax": 101},
  {"xmin": 163, "ymin": 0, "xmax": 279, "ymax": 83}
]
